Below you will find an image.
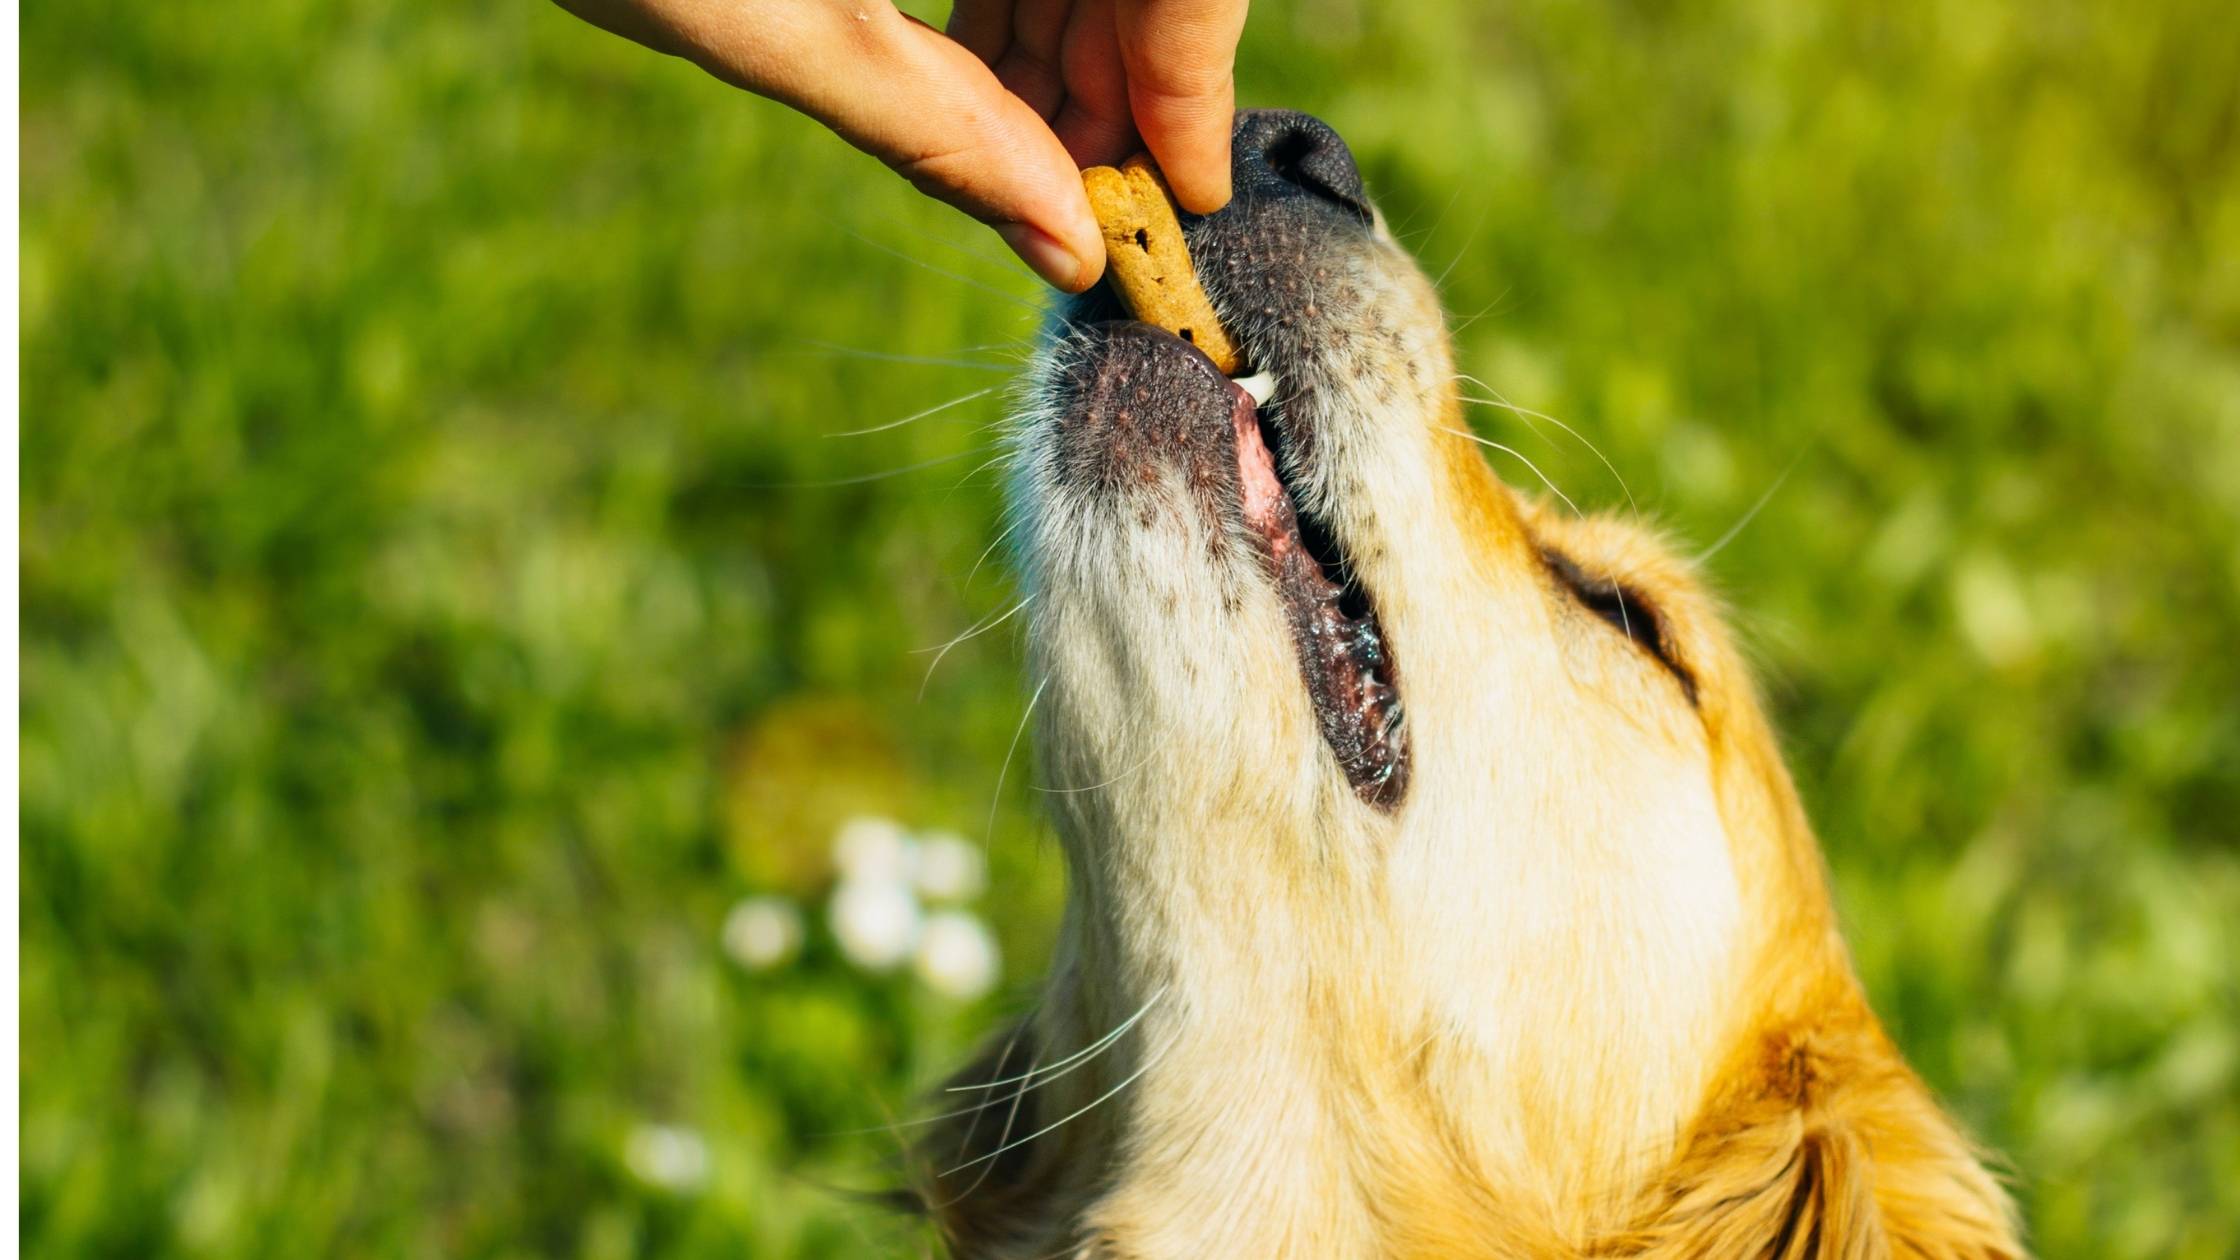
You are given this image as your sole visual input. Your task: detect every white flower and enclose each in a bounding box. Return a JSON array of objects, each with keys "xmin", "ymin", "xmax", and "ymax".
[
  {"xmin": 914, "ymin": 910, "xmax": 1000, "ymax": 1001},
  {"xmin": 828, "ymin": 878, "xmax": 922, "ymax": 971},
  {"xmin": 832, "ymin": 815, "xmax": 916, "ymax": 885},
  {"xmin": 624, "ymin": 1123, "xmax": 709, "ymax": 1192},
  {"xmin": 913, "ymin": 831, "xmax": 986, "ymax": 902},
  {"xmin": 721, "ymin": 896, "xmax": 803, "ymax": 971}
]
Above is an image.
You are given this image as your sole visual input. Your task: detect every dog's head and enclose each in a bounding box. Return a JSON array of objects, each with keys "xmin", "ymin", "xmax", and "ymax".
[
  {"xmin": 933, "ymin": 111, "xmax": 2014, "ymax": 1256},
  {"xmin": 1012, "ymin": 106, "xmax": 1819, "ymax": 1148}
]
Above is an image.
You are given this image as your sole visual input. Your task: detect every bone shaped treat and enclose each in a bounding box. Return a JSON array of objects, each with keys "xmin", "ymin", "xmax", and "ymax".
[{"xmin": 1081, "ymin": 156, "xmax": 1244, "ymax": 376}]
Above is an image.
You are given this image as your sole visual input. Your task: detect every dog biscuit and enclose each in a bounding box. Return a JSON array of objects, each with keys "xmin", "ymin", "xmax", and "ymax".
[{"xmin": 1082, "ymin": 156, "xmax": 1243, "ymax": 375}]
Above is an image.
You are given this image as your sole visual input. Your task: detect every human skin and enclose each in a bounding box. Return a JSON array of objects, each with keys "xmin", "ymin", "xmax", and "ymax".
[{"xmin": 553, "ymin": 0, "xmax": 1249, "ymax": 290}]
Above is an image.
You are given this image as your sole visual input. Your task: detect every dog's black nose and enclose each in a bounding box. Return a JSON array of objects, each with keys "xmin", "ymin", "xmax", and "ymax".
[{"xmin": 1231, "ymin": 110, "xmax": 1369, "ymax": 218}]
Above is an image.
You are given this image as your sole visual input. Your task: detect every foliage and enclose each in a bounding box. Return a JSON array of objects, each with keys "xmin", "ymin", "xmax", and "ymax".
[{"xmin": 20, "ymin": 0, "xmax": 2239, "ymax": 1254}]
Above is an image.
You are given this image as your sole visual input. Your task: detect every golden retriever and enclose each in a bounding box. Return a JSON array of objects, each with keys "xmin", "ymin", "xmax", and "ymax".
[{"xmin": 910, "ymin": 110, "xmax": 2021, "ymax": 1259}]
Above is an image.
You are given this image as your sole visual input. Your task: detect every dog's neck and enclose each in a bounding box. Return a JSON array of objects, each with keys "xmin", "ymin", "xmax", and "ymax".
[{"xmin": 1016, "ymin": 790, "xmax": 1744, "ymax": 1255}]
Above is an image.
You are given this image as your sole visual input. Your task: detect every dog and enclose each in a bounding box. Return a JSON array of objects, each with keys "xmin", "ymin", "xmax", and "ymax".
[{"xmin": 908, "ymin": 110, "xmax": 2022, "ymax": 1259}]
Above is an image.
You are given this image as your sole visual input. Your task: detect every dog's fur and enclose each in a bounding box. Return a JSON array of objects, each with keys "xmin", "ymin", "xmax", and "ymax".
[{"xmin": 909, "ymin": 112, "xmax": 2020, "ymax": 1259}]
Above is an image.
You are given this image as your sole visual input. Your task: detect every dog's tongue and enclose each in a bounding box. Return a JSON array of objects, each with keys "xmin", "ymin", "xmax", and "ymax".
[{"xmin": 1232, "ymin": 385, "xmax": 1287, "ymax": 529}]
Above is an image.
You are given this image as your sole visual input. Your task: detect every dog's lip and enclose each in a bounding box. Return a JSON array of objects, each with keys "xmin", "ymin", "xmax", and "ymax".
[{"xmin": 1222, "ymin": 360, "xmax": 1409, "ymax": 809}]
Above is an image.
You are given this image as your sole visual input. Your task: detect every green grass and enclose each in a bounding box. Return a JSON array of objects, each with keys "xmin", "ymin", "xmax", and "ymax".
[{"xmin": 20, "ymin": 0, "xmax": 2240, "ymax": 1254}]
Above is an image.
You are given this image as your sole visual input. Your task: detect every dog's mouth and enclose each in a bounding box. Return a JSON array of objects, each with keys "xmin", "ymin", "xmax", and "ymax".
[
  {"xmin": 1042, "ymin": 314, "xmax": 1408, "ymax": 810},
  {"xmin": 1228, "ymin": 374, "xmax": 1407, "ymax": 808}
]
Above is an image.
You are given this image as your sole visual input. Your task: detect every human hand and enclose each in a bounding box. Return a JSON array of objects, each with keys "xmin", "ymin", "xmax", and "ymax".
[{"xmin": 554, "ymin": 0, "xmax": 1249, "ymax": 291}]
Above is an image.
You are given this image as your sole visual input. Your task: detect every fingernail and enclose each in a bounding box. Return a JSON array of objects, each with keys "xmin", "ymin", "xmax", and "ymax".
[{"xmin": 998, "ymin": 222, "xmax": 1090, "ymax": 291}]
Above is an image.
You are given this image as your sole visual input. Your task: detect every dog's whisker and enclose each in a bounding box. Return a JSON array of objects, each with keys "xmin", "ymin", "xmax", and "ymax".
[
  {"xmin": 945, "ymin": 340, "xmax": 1038, "ymax": 363},
  {"xmin": 827, "ymin": 386, "xmax": 1000, "ymax": 438},
  {"xmin": 933, "ymin": 1018, "xmax": 1032, "ymax": 1198},
  {"xmin": 1394, "ymin": 183, "xmax": 1464, "ymax": 247},
  {"xmin": 1430, "ymin": 196, "xmax": 1494, "ymax": 292},
  {"xmin": 737, "ymin": 446, "xmax": 987, "ymax": 490},
  {"xmin": 863, "ymin": 213, "xmax": 1042, "ymax": 283},
  {"xmin": 920, "ymin": 426, "xmax": 1024, "ymax": 516},
  {"xmin": 1439, "ymin": 425, "xmax": 1584, "ymax": 517},
  {"xmin": 937, "ymin": 1030, "xmax": 1173, "ymax": 1177},
  {"xmin": 933, "ymin": 1041, "xmax": 1040, "ymax": 1210},
  {"xmin": 795, "ymin": 339, "xmax": 1019, "ymax": 373},
  {"xmin": 820, "ymin": 1077, "xmax": 1057, "ymax": 1137},
  {"xmin": 1446, "ymin": 286, "xmax": 1516, "ymax": 335},
  {"xmin": 950, "ymin": 986, "xmax": 1168, "ymax": 1094},
  {"xmin": 926, "ymin": 989, "xmax": 1169, "ymax": 1205},
  {"xmin": 1697, "ymin": 444, "xmax": 1811, "ymax": 564},
  {"xmin": 984, "ymin": 677, "xmax": 1048, "ymax": 853},
  {"xmin": 834, "ymin": 1013, "xmax": 1137, "ymax": 1144},
  {"xmin": 964, "ymin": 517, "xmax": 1026, "ymax": 591},
  {"xmin": 844, "ymin": 229, "xmax": 1047, "ymax": 315},
  {"xmin": 1031, "ymin": 745, "xmax": 1160, "ymax": 796},
  {"xmin": 917, "ymin": 596, "xmax": 1033, "ymax": 698},
  {"xmin": 1455, "ymin": 375, "xmax": 1639, "ymax": 518},
  {"xmin": 944, "ymin": 451, "xmax": 1021, "ymax": 499}
]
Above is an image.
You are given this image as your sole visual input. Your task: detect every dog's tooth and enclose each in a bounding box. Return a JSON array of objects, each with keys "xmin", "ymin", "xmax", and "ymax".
[{"xmin": 1233, "ymin": 372, "xmax": 1277, "ymax": 406}]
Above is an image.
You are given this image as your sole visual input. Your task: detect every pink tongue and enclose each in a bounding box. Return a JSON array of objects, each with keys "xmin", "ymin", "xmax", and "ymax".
[{"xmin": 1231, "ymin": 386, "xmax": 1287, "ymax": 527}]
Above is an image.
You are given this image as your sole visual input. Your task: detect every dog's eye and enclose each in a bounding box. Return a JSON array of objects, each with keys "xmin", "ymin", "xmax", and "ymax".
[{"xmin": 1541, "ymin": 549, "xmax": 1697, "ymax": 704}]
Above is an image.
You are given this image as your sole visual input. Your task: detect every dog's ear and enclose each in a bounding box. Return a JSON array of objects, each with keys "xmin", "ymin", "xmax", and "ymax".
[
  {"xmin": 1600, "ymin": 1106, "xmax": 1883, "ymax": 1258},
  {"xmin": 1606, "ymin": 1024, "xmax": 2022, "ymax": 1259}
]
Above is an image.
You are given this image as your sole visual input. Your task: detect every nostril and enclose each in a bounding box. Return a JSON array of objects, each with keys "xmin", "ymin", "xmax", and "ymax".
[
  {"xmin": 1234, "ymin": 111, "xmax": 1370, "ymax": 219},
  {"xmin": 1265, "ymin": 130, "xmax": 1320, "ymax": 188}
]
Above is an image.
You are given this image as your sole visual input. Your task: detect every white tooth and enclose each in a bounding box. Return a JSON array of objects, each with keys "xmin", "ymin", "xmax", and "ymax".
[{"xmin": 1234, "ymin": 371, "xmax": 1277, "ymax": 406}]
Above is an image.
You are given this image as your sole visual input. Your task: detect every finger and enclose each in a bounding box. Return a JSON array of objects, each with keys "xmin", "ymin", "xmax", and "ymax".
[
  {"xmin": 944, "ymin": 0, "xmax": 1012, "ymax": 65},
  {"xmin": 992, "ymin": 0, "xmax": 1072, "ymax": 120},
  {"xmin": 1050, "ymin": 0, "xmax": 1136, "ymax": 168},
  {"xmin": 1113, "ymin": 0, "xmax": 1246, "ymax": 213},
  {"xmin": 674, "ymin": 0, "xmax": 1103, "ymax": 288}
]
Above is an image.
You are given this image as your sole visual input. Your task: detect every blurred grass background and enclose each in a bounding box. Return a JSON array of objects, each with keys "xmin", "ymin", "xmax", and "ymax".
[{"xmin": 19, "ymin": 0, "xmax": 2240, "ymax": 1254}]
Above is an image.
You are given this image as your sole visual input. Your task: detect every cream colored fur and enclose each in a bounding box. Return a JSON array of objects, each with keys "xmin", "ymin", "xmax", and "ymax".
[{"xmin": 911, "ymin": 207, "xmax": 2022, "ymax": 1259}]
